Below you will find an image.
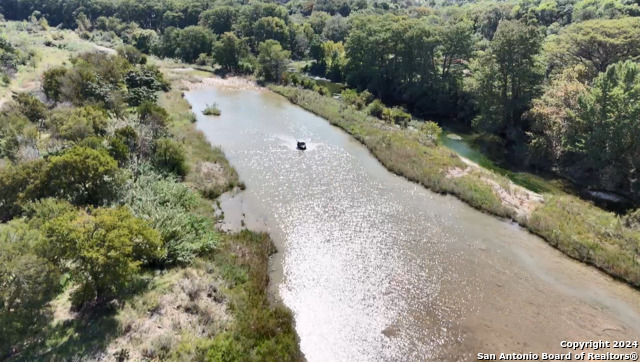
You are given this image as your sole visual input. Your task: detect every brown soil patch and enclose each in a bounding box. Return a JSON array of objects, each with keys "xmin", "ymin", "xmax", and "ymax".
[{"xmin": 447, "ymin": 157, "xmax": 544, "ymax": 219}]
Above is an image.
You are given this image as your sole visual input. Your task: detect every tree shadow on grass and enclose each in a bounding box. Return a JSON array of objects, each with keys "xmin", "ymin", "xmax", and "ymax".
[{"xmin": 13, "ymin": 277, "xmax": 151, "ymax": 361}]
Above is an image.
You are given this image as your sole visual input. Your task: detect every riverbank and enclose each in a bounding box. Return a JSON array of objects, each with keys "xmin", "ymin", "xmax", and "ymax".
[
  {"xmin": 269, "ymin": 85, "xmax": 640, "ymax": 289},
  {"xmin": 0, "ymin": 21, "xmax": 300, "ymax": 358}
]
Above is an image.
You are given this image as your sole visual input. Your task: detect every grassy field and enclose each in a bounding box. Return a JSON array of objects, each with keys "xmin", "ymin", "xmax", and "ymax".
[
  {"xmin": 270, "ymin": 85, "xmax": 640, "ymax": 289},
  {"xmin": 0, "ymin": 20, "xmax": 99, "ymax": 103}
]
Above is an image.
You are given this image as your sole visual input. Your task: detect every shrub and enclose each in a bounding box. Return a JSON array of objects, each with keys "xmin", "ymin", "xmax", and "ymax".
[
  {"xmin": 48, "ymin": 106, "xmax": 109, "ymax": 141},
  {"xmin": 12, "ymin": 92, "xmax": 47, "ymax": 124},
  {"xmin": 137, "ymin": 101, "xmax": 169, "ymax": 138},
  {"xmin": 420, "ymin": 121, "xmax": 442, "ymax": 145},
  {"xmin": 202, "ymin": 103, "xmax": 221, "ymax": 116},
  {"xmin": 0, "ymin": 220, "xmax": 60, "ymax": 358},
  {"xmin": 42, "ymin": 67, "xmax": 67, "ymax": 103},
  {"xmin": 43, "ymin": 207, "xmax": 162, "ymax": 308},
  {"xmin": 341, "ymin": 89, "xmax": 365, "ymax": 109},
  {"xmin": 317, "ymin": 86, "xmax": 330, "ymax": 96},
  {"xmin": 390, "ymin": 107, "xmax": 411, "ymax": 128},
  {"xmin": 367, "ymin": 99, "xmax": 385, "ymax": 118},
  {"xmin": 46, "ymin": 146, "xmax": 123, "ymax": 206},
  {"xmin": 0, "ymin": 160, "xmax": 47, "ymax": 221},
  {"xmin": 123, "ymin": 167, "xmax": 218, "ymax": 265},
  {"xmin": 116, "ymin": 44, "xmax": 144, "ymax": 65},
  {"xmin": 153, "ymin": 138, "xmax": 189, "ymax": 178}
]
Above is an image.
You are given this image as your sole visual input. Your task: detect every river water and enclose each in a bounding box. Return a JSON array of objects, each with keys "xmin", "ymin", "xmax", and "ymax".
[{"xmin": 186, "ymin": 84, "xmax": 640, "ymax": 361}]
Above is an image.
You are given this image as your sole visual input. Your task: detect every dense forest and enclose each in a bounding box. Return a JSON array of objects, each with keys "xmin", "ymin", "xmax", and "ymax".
[{"xmin": 2, "ymin": 0, "xmax": 640, "ymax": 205}]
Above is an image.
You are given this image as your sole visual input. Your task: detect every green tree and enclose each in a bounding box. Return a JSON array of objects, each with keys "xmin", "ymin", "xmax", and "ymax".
[
  {"xmin": 527, "ymin": 66, "xmax": 588, "ymax": 166},
  {"xmin": 546, "ymin": 18, "xmax": 640, "ymax": 76},
  {"xmin": 254, "ymin": 16, "xmax": 288, "ymax": 47},
  {"xmin": 130, "ymin": 29, "xmax": 158, "ymax": 54},
  {"xmin": 256, "ymin": 40, "xmax": 291, "ymax": 82},
  {"xmin": 153, "ymin": 137, "xmax": 189, "ymax": 178},
  {"xmin": 43, "ymin": 207, "xmax": 162, "ymax": 307},
  {"xmin": 12, "ymin": 92, "xmax": 46, "ymax": 125},
  {"xmin": 213, "ymin": 32, "xmax": 251, "ymax": 73},
  {"xmin": 46, "ymin": 146, "xmax": 122, "ymax": 206},
  {"xmin": 469, "ymin": 20, "xmax": 544, "ymax": 135},
  {"xmin": 0, "ymin": 160, "xmax": 47, "ymax": 221},
  {"xmin": 175, "ymin": 26, "xmax": 216, "ymax": 63},
  {"xmin": 0, "ymin": 220, "xmax": 59, "ymax": 358},
  {"xmin": 200, "ymin": 6, "xmax": 237, "ymax": 35},
  {"xmin": 570, "ymin": 61, "xmax": 640, "ymax": 196},
  {"xmin": 42, "ymin": 67, "xmax": 67, "ymax": 103}
]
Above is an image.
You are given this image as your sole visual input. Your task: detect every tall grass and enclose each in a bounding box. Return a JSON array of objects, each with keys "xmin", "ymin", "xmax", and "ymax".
[
  {"xmin": 202, "ymin": 103, "xmax": 221, "ymax": 116},
  {"xmin": 270, "ymin": 85, "xmax": 640, "ymax": 288}
]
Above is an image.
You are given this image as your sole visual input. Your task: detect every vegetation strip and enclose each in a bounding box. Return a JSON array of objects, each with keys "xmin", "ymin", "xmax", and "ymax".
[
  {"xmin": 270, "ymin": 84, "xmax": 640, "ymax": 289},
  {"xmin": 0, "ymin": 21, "xmax": 299, "ymax": 360}
]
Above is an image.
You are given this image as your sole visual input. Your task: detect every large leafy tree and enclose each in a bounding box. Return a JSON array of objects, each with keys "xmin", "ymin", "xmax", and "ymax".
[
  {"xmin": 527, "ymin": 66, "xmax": 588, "ymax": 166},
  {"xmin": 0, "ymin": 221, "xmax": 59, "ymax": 359},
  {"xmin": 200, "ymin": 6, "xmax": 237, "ymax": 35},
  {"xmin": 43, "ymin": 207, "xmax": 162, "ymax": 307},
  {"xmin": 469, "ymin": 20, "xmax": 544, "ymax": 136},
  {"xmin": 569, "ymin": 61, "xmax": 640, "ymax": 196},
  {"xmin": 546, "ymin": 18, "xmax": 640, "ymax": 76},
  {"xmin": 257, "ymin": 40, "xmax": 290, "ymax": 82},
  {"xmin": 213, "ymin": 32, "xmax": 251, "ymax": 73},
  {"xmin": 46, "ymin": 146, "xmax": 122, "ymax": 206}
]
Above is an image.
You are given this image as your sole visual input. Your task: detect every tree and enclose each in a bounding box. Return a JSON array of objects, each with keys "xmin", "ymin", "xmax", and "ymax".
[
  {"xmin": 546, "ymin": 18, "xmax": 640, "ymax": 76},
  {"xmin": 0, "ymin": 160, "xmax": 47, "ymax": 221},
  {"xmin": 527, "ymin": 66, "xmax": 588, "ymax": 166},
  {"xmin": 153, "ymin": 137, "xmax": 189, "ymax": 177},
  {"xmin": 308, "ymin": 11, "xmax": 331, "ymax": 34},
  {"xmin": 569, "ymin": 61, "xmax": 640, "ymax": 196},
  {"xmin": 469, "ymin": 20, "xmax": 544, "ymax": 136},
  {"xmin": 42, "ymin": 67, "xmax": 67, "ymax": 104},
  {"xmin": 213, "ymin": 32, "xmax": 251, "ymax": 73},
  {"xmin": 256, "ymin": 40, "xmax": 290, "ymax": 82},
  {"xmin": 130, "ymin": 29, "xmax": 158, "ymax": 54},
  {"xmin": 175, "ymin": 26, "xmax": 216, "ymax": 63},
  {"xmin": 254, "ymin": 16, "xmax": 288, "ymax": 47},
  {"xmin": 0, "ymin": 220, "xmax": 59, "ymax": 358},
  {"xmin": 46, "ymin": 146, "xmax": 122, "ymax": 206},
  {"xmin": 48, "ymin": 106, "xmax": 108, "ymax": 141},
  {"xmin": 322, "ymin": 15, "xmax": 350, "ymax": 42},
  {"xmin": 12, "ymin": 92, "xmax": 46, "ymax": 125},
  {"xmin": 200, "ymin": 6, "xmax": 236, "ymax": 35},
  {"xmin": 43, "ymin": 207, "xmax": 162, "ymax": 308}
]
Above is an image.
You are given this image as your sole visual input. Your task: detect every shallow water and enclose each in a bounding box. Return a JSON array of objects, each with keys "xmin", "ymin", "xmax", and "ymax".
[{"xmin": 186, "ymin": 85, "xmax": 640, "ymax": 361}]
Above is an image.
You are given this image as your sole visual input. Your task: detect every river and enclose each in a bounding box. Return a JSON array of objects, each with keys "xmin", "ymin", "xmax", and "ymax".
[{"xmin": 185, "ymin": 82, "xmax": 640, "ymax": 361}]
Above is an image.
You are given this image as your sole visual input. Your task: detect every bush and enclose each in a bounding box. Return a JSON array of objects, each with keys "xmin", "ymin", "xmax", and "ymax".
[
  {"xmin": 317, "ymin": 86, "xmax": 330, "ymax": 96},
  {"xmin": 202, "ymin": 103, "xmax": 221, "ymax": 116},
  {"xmin": 390, "ymin": 107, "xmax": 411, "ymax": 128},
  {"xmin": 47, "ymin": 106, "xmax": 109, "ymax": 141},
  {"xmin": 46, "ymin": 146, "xmax": 123, "ymax": 206},
  {"xmin": 341, "ymin": 89, "xmax": 365, "ymax": 109},
  {"xmin": 0, "ymin": 160, "xmax": 47, "ymax": 221},
  {"xmin": 367, "ymin": 99, "xmax": 385, "ymax": 118},
  {"xmin": 123, "ymin": 166, "xmax": 218, "ymax": 265},
  {"xmin": 44, "ymin": 207, "xmax": 162, "ymax": 309},
  {"xmin": 420, "ymin": 121, "xmax": 442, "ymax": 145},
  {"xmin": 153, "ymin": 138, "xmax": 189, "ymax": 178},
  {"xmin": 116, "ymin": 45, "xmax": 145, "ymax": 65},
  {"xmin": 0, "ymin": 220, "xmax": 60, "ymax": 358}
]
